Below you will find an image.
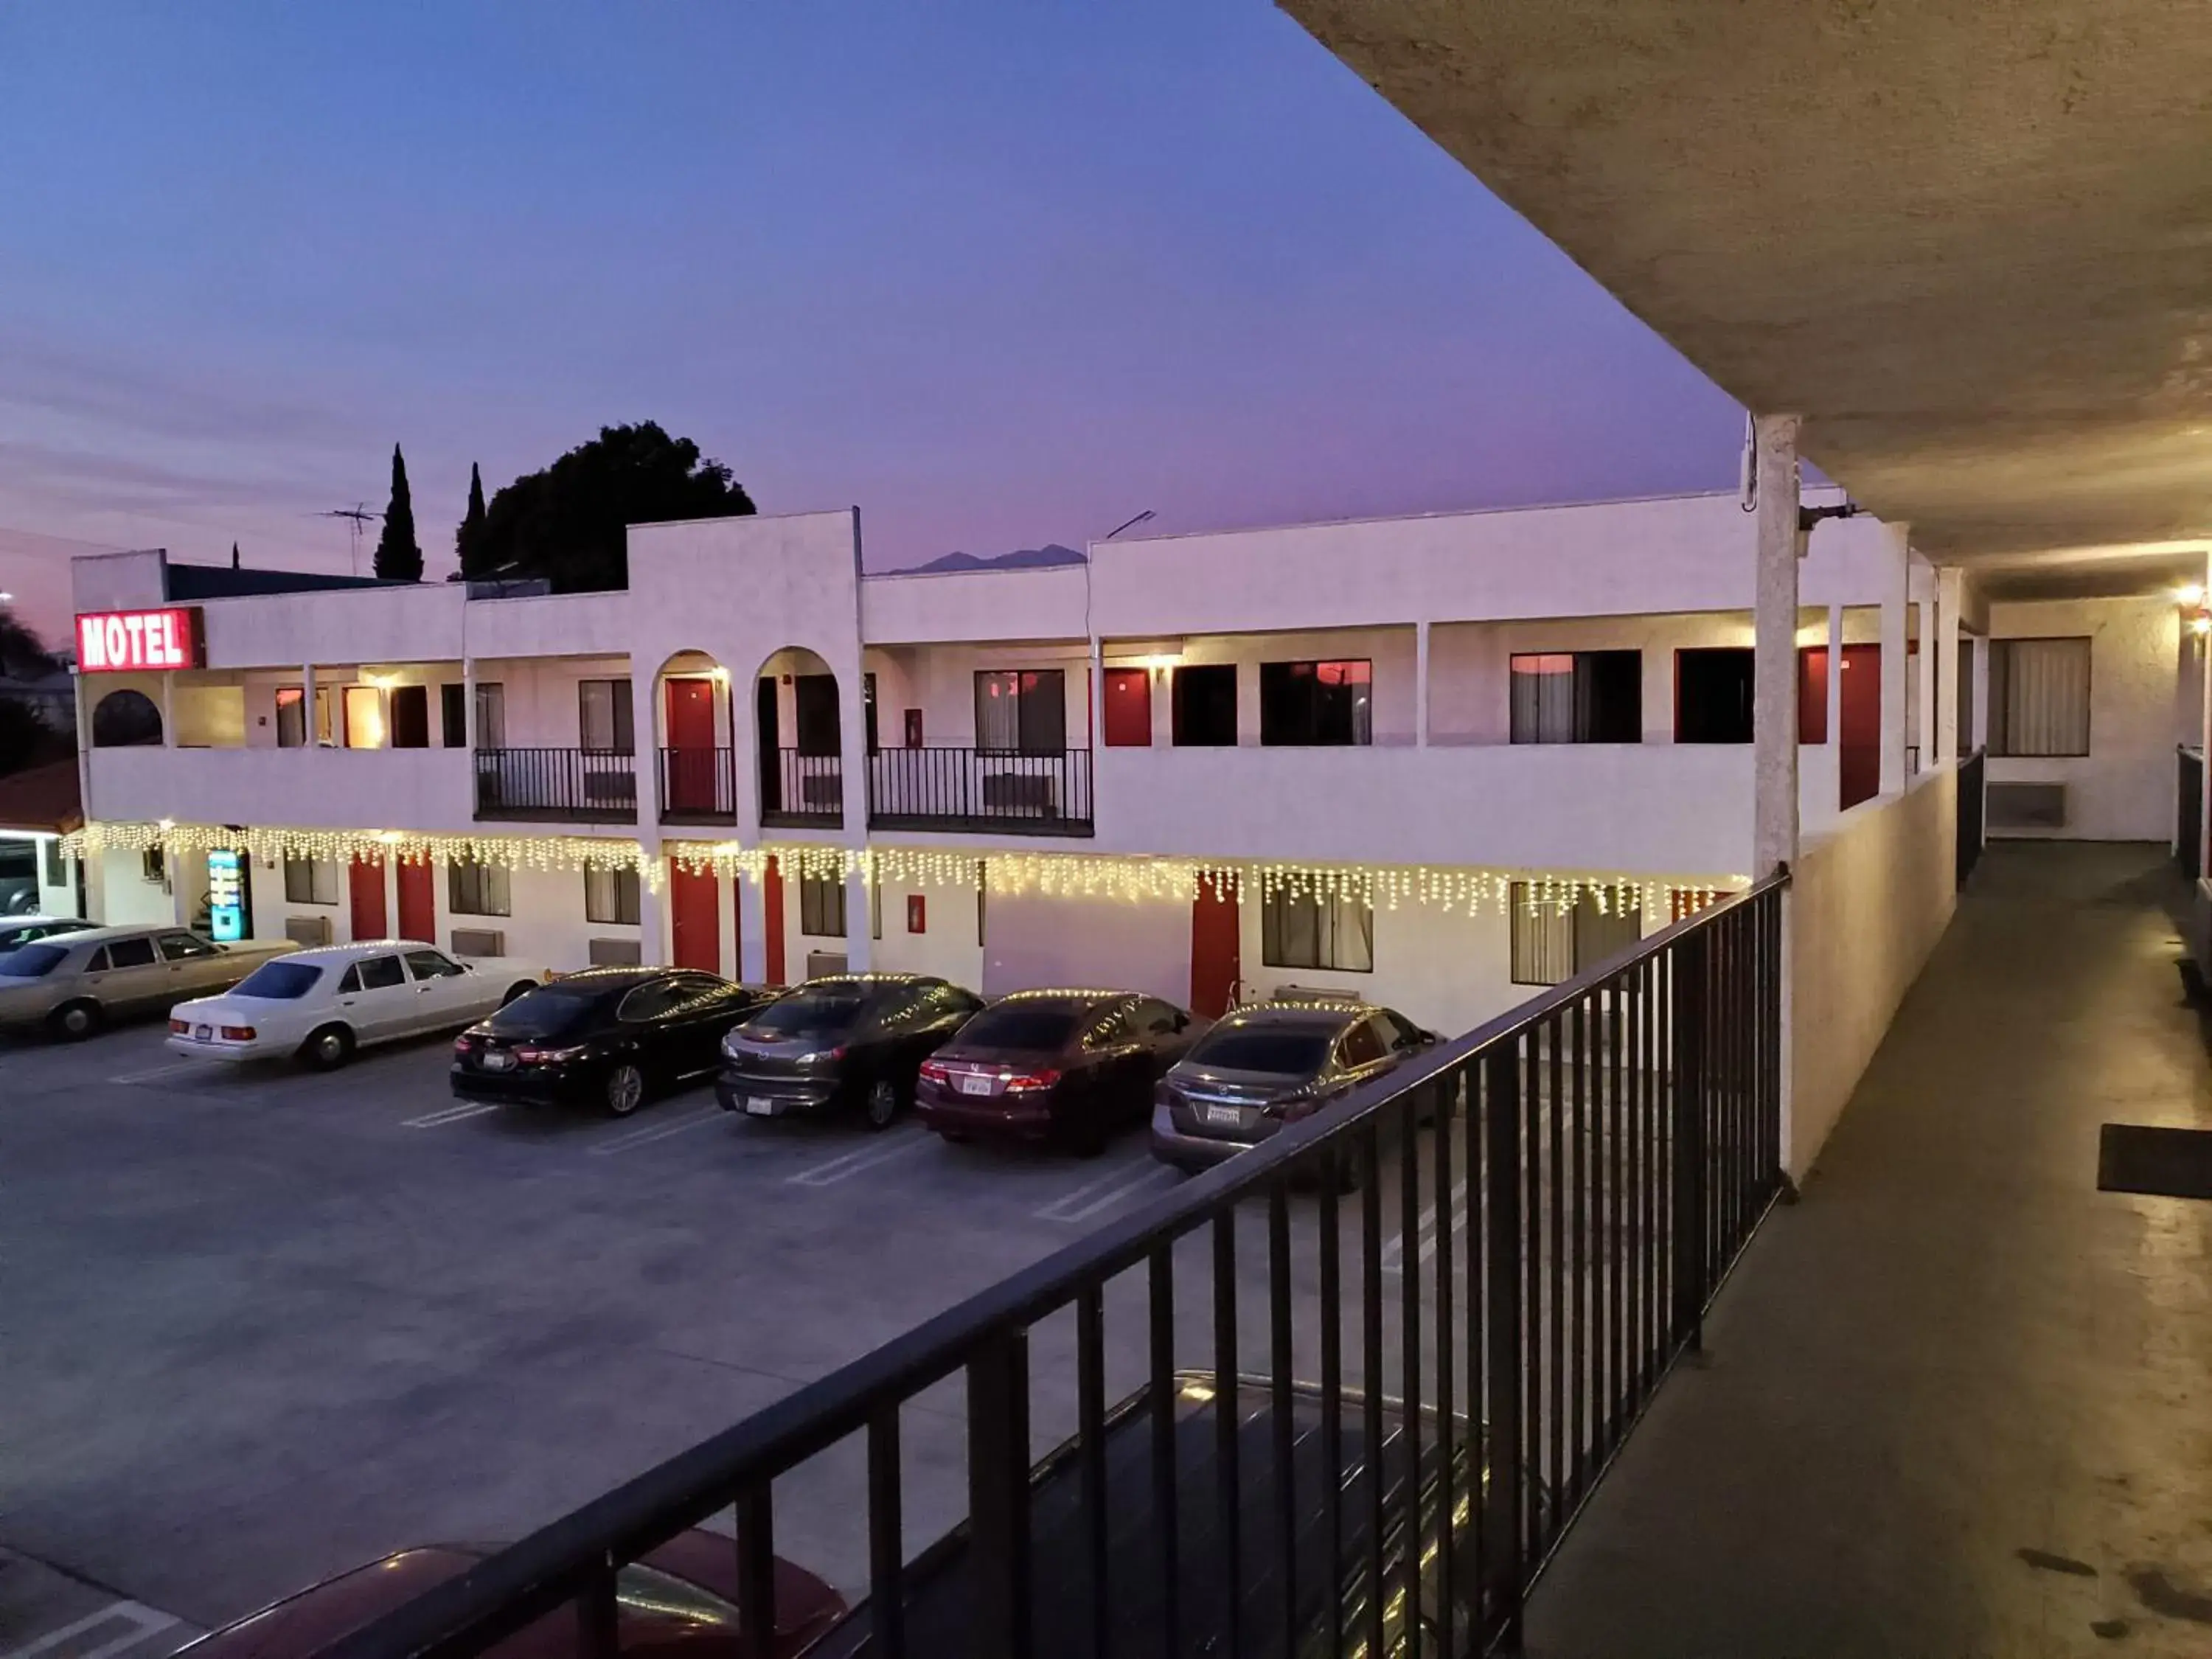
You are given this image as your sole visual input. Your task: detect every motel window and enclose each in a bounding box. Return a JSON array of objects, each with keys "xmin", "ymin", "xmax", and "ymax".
[
  {"xmin": 448, "ymin": 862, "xmax": 511, "ymax": 917},
  {"xmin": 1989, "ymin": 637, "xmax": 2090, "ymax": 758},
  {"xmin": 975, "ymin": 669, "xmax": 1066, "ymax": 755},
  {"xmin": 1172, "ymin": 664, "xmax": 1238, "ymax": 746},
  {"xmin": 342, "ymin": 685, "xmax": 386, "ymax": 749},
  {"xmin": 276, "ymin": 686, "xmax": 336, "ymax": 748},
  {"xmin": 1509, "ymin": 885, "xmax": 1645, "ymax": 987},
  {"xmin": 1260, "ymin": 886, "xmax": 1374, "ymax": 974},
  {"xmin": 1673, "ymin": 649, "xmax": 1754, "ymax": 744},
  {"xmin": 0, "ymin": 841, "xmax": 33, "ymax": 916},
  {"xmin": 441, "ymin": 683, "xmax": 467, "ymax": 748},
  {"xmin": 585, "ymin": 866, "xmax": 641, "ymax": 927},
  {"xmin": 1260, "ymin": 659, "xmax": 1371, "ymax": 746},
  {"xmin": 800, "ymin": 871, "xmax": 846, "ymax": 938},
  {"xmin": 142, "ymin": 846, "xmax": 166, "ymax": 886},
  {"xmin": 44, "ymin": 837, "xmax": 66, "ymax": 888},
  {"xmin": 283, "ymin": 855, "xmax": 340, "ymax": 906},
  {"xmin": 390, "ymin": 684, "xmax": 431, "ymax": 749},
  {"xmin": 1509, "ymin": 651, "xmax": 1642, "ymax": 743},
  {"xmin": 579, "ymin": 680, "xmax": 635, "ymax": 754}
]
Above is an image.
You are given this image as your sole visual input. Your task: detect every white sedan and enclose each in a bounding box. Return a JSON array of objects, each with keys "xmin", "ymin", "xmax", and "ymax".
[{"xmin": 166, "ymin": 939, "xmax": 549, "ymax": 1069}]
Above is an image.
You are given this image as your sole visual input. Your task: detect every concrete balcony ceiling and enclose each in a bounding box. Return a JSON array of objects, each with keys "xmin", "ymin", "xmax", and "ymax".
[{"xmin": 1280, "ymin": 0, "xmax": 2212, "ymax": 590}]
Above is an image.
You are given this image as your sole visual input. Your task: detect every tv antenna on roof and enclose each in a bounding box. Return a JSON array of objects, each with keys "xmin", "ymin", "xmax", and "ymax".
[{"xmin": 319, "ymin": 503, "xmax": 382, "ymax": 576}]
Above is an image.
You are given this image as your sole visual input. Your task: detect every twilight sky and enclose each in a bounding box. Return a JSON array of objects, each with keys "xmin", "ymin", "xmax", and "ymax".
[{"xmin": 0, "ymin": 1, "xmax": 1742, "ymax": 642}]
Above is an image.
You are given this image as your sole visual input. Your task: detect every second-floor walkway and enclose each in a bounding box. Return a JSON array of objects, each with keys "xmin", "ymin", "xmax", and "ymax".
[{"xmin": 1526, "ymin": 841, "xmax": 2212, "ymax": 1658}]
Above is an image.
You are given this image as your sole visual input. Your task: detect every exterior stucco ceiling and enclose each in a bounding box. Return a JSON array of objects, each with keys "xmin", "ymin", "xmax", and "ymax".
[{"xmin": 1281, "ymin": 0, "xmax": 2212, "ymax": 575}]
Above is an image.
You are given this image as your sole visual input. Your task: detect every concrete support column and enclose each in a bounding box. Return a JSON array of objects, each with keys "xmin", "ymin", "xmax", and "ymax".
[
  {"xmin": 1935, "ymin": 568, "xmax": 1962, "ymax": 767},
  {"xmin": 837, "ymin": 663, "xmax": 870, "ymax": 842},
  {"xmin": 1415, "ymin": 620, "xmax": 1432, "ymax": 748},
  {"xmin": 1879, "ymin": 525, "xmax": 1910, "ymax": 799},
  {"xmin": 159, "ymin": 671, "xmax": 175, "ymax": 749},
  {"xmin": 736, "ymin": 866, "xmax": 768, "ymax": 982},
  {"xmin": 1917, "ymin": 591, "xmax": 1938, "ymax": 767},
  {"xmin": 302, "ymin": 661, "xmax": 319, "ymax": 747},
  {"xmin": 636, "ymin": 841, "xmax": 667, "ymax": 967},
  {"xmin": 1972, "ymin": 636, "xmax": 1991, "ymax": 754},
  {"xmin": 631, "ymin": 664, "xmax": 661, "ymax": 825},
  {"xmin": 1752, "ymin": 412, "xmax": 1803, "ymax": 876},
  {"xmin": 843, "ymin": 860, "xmax": 874, "ymax": 973},
  {"xmin": 457, "ymin": 659, "xmax": 472, "ymax": 749},
  {"xmin": 1826, "ymin": 602, "xmax": 1845, "ymax": 810},
  {"xmin": 1088, "ymin": 637, "xmax": 1104, "ymax": 750},
  {"xmin": 2200, "ymin": 552, "xmax": 2212, "ymax": 878}
]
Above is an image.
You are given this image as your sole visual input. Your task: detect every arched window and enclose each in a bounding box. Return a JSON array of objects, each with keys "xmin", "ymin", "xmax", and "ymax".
[{"xmin": 91, "ymin": 688, "xmax": 163, "ymax": 747}]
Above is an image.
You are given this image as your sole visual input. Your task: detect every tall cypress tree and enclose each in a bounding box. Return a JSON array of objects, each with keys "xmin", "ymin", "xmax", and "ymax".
[
  {"xmin": 373, "ymin": 444, "xmax": 423, "ymax": 581},
  {"xmin": 456, "ymin": 462, "xmax": 487, "ymax": 577}
]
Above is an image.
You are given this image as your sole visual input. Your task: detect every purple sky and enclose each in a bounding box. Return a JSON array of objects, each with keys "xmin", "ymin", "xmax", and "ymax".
[{"xmin": 0, "ymin": 1, "xmax": 1742, "ymax": 643}]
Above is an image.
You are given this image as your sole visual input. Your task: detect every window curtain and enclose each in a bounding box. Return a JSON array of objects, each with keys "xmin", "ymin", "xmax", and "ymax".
[
  {"xmin": 1509, "ymin": 655, "xmax": 1576, "ymax": 743},
  {"xmin": 1992, "ymin": 638, "xmax": 2090, "ymax": 757},
  {"xmin": 975, "ymin": 672, "xmax": 1021, "ymax": 752}
]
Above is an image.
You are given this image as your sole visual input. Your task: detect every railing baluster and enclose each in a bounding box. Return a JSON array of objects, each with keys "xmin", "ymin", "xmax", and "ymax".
[
  {"xmin": 1433, "ymin": 1060, "xmax": 1456, "ymax": 1659},
  {"xmin": 1319, "ymin": 1140, "xmax": 1343, "ymax": 1659},
  {"xmin": 1149, "ymin": 1247, "xmax": 1179, "ymax": 1655},
  {"xmin": 1568, "ymin": 995, "xmax": 1585, "ymax": 1507},
  {"xmin": 1484, "ymin": 1040, "xmax": 1525, "ymax": 1646},
  {"xmin": 1211, "ymin": 1211, "xmax": 1239, "ymax": 1659},
  {"xmin": 1546, "ymin": 1011, "xmax": 1565, "ymax": 1529},
  {"xmin": 967, "ymin": 1328, "xmax": 1032, "ymax": 1659},
  {"xmin": 576, "ymin": 1557, "xmax": 618, "ymax": 1659},
  {"xmin": 736, "ymin": 1486, "xmax": 777, "ymax": 1659},
  {"xmin": 1077, "ymin": 1284, "xmax": 1107, "ymax": 1659},
  {"xmin": 1398, "ymin": 1093, "xmax": 1422, "ymax": 1644},
  {"xmin": 868, "ymin": 1407, "xmax": 904, "ymax": 1659},
  {"xmin": 1267, "ymin": 1183, "xmax": 1296, "ymax": 1659},
  {"xmin": 1361, "ymin": 1122, "xmax": 1385, "ymax": 1659}
]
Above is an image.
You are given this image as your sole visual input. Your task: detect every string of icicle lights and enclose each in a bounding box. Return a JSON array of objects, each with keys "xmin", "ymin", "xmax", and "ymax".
[{"xmin": 65, "ymin": 821, "xmax": 1742, "ymax": 917}]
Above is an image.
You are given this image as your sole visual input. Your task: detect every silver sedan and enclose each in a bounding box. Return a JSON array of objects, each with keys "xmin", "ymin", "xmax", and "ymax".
[{"xmin": 0, "ymin": 925, "xmax": 295, "ymax": 1040}]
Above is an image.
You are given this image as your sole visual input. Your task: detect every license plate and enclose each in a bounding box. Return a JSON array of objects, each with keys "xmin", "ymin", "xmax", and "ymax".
[
  {"xmin": 1204, "ymin": 1103, "xmax": 1245, "ymax": 1129},
  {"xmin": 195, "ymin": 1024, "xmax": 212, "ymax": 1040},
  {"xmin": 483, "ymin": 1051, "xmax": 514, "ymax": 1072},
  {"xmin": 958, "ymin": 1073, "xmax": 994, "ymax": 1097},
  {"xmin": 745, "ymin": 1096, "xmax": 776, "ymax": 1116}
]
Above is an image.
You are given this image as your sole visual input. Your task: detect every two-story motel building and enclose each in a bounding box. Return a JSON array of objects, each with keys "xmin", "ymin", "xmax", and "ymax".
[{"xmin": 57, "ymin": 487, "xmax": 2182, "ymax": 1037}]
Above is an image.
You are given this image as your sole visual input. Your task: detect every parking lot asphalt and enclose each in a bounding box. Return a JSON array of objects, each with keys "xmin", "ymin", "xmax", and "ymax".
[{"xmin": 2, "ymin": 1021, "xmax": 1467, "ymax": 1642}]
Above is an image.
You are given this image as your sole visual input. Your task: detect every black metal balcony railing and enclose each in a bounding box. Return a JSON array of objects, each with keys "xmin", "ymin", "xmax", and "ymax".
[
  {"xmin": 321, "ymin": 874, "xmax": 1786, "ymax": 1659},
  {"xmin": 2174, "ymin": 745, "xmax": 2199, "ymax": 878},
  {"xmin": 1961, "ymin": 748, "xmax": 1989, "ymax": 886},
  {"xmin": 657, "ymin": 745, "xmax": 737, "ymax": 825},
  {"xmin": 761, "ymin": 747, "xmax": 844, "ymax": 829},
  {"xmin": 473, "ymin": 747, "xmax": 636, "ymax": 824},
  {"xmin": 869, "ymin": 746, "xmax": 1094, "ymax": 835}
]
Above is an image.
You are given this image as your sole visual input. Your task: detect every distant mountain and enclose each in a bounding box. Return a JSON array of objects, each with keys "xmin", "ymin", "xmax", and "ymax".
[{"xmin": 903, "ymin": 543, "xmax": 1086, "ymax": 574}]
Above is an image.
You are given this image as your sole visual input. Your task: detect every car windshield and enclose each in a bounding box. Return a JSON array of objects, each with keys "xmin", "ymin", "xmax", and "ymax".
[
  {"xmin": 747, "ymin": 990, "xmax": 868, "ymax": 1037},
  {"xmin": 1186, "ymin": 1026, "xmax": 1333, "ymax": 1077},
  {"xmin": 233, "ymin": 960, "xmax": 324, "ymax": 1001},
  {"xmin": 482, "ymin": 987, "xmax": 605, "ymax": 1039},
  {"xmin": 0, "ymin": 943, "xmax": 69, "ymax": 978},
  {"xmin": 953, "ymin": 1001, "xmax": 1085, "ymax": 1051}
]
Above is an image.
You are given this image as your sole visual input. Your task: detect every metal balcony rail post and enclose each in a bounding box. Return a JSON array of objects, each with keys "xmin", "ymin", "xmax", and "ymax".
[
  {"xmin": 317, "ymin": 874, "xmax": 1788, "ymax": 1659},
  {"xmin": 473, "ymin": 747, "xmax": 636, "ymax": 823},
  {"xmin": 863, "ymin": 747, "xmax": 1093, "ymax": 836}
]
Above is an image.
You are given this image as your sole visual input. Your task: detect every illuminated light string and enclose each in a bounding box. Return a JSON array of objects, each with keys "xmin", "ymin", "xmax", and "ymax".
[{"xmin": 64, "ymin": 821, "xmax": 1742, "ymax": 917}]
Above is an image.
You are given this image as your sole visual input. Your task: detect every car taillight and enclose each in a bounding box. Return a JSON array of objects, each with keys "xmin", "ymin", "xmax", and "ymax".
[
  {"xmin": 453, "ymin": 1034, "xmax": 476, "ymax": 1055},
  {"xmin": 1275, "ymin": 1093, "xmax": 1320, "ymax": 1121},
  {"xmin": 918, "ymin": 1060, "xmax": 951, "ymax": 1085},
  {"xmin": 168, "ymin": 1018, "xmax": 189, "ymax": 1034},
  {"xmin": 1003, "ymin": 1068, "xmax": 1061, "ymax": 1093},
  {"xmin": 516, "ymin": 1043, "xmax": 587, "ymax": 1065},
  {"xmin": 220, "ymin": 1025, "xmax": 256, "ymax": 1041}
]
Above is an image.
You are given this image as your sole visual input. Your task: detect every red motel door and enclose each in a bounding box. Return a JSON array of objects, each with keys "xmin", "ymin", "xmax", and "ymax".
[
  {"xmin": 1840, "ymin": 644, "xmax": 1882, "ymax": 809},
  {"xmin": 349, "ymin": 855, "xmax": 388, "ymax": 941},
  {"xmin": 664, "ymin": 678, "xmax": 719, "ymax": 814},
  {"xmin": 395, "ymin": 858, "xmax": 434, "ymax": 944},
  {"xmin": 1189, "ymin": 872, "xmax": 1241, "ymax": 1018},
  {"xmin": 670, "ymin": 863, "xmax": 720, "ymax": 973},
  {"xmin": 1103, "ymin": 667, "xmax": 1152, "ymax": 746},
  {"xmin": 762, "ymin": 854, "xmax": 786, "ymax": 986}
]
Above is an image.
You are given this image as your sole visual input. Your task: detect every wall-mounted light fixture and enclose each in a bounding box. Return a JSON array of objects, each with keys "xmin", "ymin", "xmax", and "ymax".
[{"xmin": 2178, "ymin": 583, "xmax": 2206, "ymax": 607}]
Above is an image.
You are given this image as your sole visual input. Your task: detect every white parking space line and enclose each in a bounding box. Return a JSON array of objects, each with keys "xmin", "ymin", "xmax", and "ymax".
[
  {"xmin": 786, "ymin": 1127, "xmax": 929, "ymax": 1187},
  {"xmin": 105, "ymin": 1060, "xmax": 215, "ymax": 1086},
  {"xmin": 1035, "ymin": 1159, "xmax": 1180, "ymax": 1224},
  {"xmin": 0, "ymin": 1602, "xmax": 181, "ymax": 1659},
  {"xmin": 403, "ymin": 1102, "xmax": 501, "ymax": 1129},
  {"xmin": 587, "ymin": 1104, "xmax": 726, "ymax": 1157},
  {"xmin": 1382, "ymin": 1178, "xmax": 1469, "ymax": 1273}
]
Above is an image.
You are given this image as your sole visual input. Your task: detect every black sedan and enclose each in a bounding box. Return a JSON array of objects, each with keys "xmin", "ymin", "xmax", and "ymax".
[
  {"xmin": 716, "ymin": 973, "xmax": 984, "ymax": 1131},
  {"xmin": 1150, "ymin": 1000, "xmax": 1437, "ymax": 1174},
  {"xmin": 451, "ymin": 967, "xmax": 784, "ymax": 1116},
  {"xmin": 914, "ymin": 988, "xmax": 1203, "ymax": 1156}
]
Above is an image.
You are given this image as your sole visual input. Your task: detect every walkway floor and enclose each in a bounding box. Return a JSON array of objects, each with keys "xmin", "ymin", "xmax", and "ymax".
[{"xmin": 1525, "ymin": 841, "xmax": 2212, "ymax": 1659}]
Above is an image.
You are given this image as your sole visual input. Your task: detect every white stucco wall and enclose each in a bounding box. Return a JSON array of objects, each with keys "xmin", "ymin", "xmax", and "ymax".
[
  {"xmin": 1986, "ymin": 596, "xmax": 2177, "ymax": 841},
  {"xmin": 1788, "ymin": 767, "xmax": 1957, "ymax": 1177}
]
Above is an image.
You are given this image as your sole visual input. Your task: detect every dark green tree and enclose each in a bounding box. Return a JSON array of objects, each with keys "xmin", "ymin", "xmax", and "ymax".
[
  {"xmin": 456, "ymin": 462, "xmax": 487, "ymax": 577},
  {"xmin": 470, "ymin": 422, "xmax": 754, "ymax": 591},
  {"xmin": 373, "ymin": 444, "xmax": 423, "ymax": 581}
]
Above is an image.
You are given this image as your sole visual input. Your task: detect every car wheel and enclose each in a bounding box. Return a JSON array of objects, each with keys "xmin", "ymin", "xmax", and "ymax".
[
  {"xmin": 862, "ymin": 1076, "xmax": 902, "ymax": 1131},
  {"xmin": 1062, "ymin": 1115, "xmax": 1107, "ymax": 1158},
  {"xmin": 48, "ymin": 999, "xmax": 101, "ymax": 1042},
  {"xmin": 501, "ymin": 981, "xmax": 534, "ymax": 1006},
  {"xmin": 301, "ymin": 1024, "xmax": 354, "ymax": 1071},
  {"xmin": 605, "ymin": 1062, "xmax": 646, "ymax": 1117}
]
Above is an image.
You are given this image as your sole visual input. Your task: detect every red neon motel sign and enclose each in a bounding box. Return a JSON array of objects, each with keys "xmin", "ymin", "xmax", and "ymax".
[{"xmin": 75, "ymin": 608, "xmax": 205, "ymax": 672}]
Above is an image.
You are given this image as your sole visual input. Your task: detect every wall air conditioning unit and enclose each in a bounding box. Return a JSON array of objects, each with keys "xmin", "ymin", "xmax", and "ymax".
[
  {"xmin": 588, "ymin": 936, "xmax": 642, "ymax": 967},
  {"xmin": 283, "ymin": 914, "xmax": 333, "ymax": 947},
  {"xmin": 1270, "ymin": 984, "xmax": 1366, "ymax": 1008},
  {"xmin": 805, "ymin": 950, "xmax": 849, "ymax": 980},
  {"xmin": 1987, "ymin": 782, "xmax": 2067, "ymax": 830},
  {"xmin": 451, "ymin": 928, "xmax": 507, "ymax": 959}
]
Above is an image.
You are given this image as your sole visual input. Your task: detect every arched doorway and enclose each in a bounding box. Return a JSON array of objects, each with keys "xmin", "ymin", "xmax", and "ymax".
[
  {"xmin": 91, "ymin": 688, "xmax": 163, "ymax": 747},
  {"xmin": 753, "ymin": 647, "xmax": 841, "ymax": 828},
  {"xmin": 653, "ymin": 650, "xmax": 732, "ymax": 824}
]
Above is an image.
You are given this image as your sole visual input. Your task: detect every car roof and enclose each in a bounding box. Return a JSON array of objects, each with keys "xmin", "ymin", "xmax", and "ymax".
[
  {"xmin": 38, "ymin": 922, "xmax": 181, "ymax": 945},
  {"xmin": 1214, "ymin": 1002, "xmax": 1369, "ymax": 1034},
  {"xmin": 990, "ymin": 987, "xmax": 1135, "ymax": 1006},
  {"xmin": 263, "ymin": 939, "xmax": 445, "ymax": 964},
  {"xmin": 542, "ymin": 965, "xmax": 730, "ymax": 990},
  {"xmin": 796, "ymin": 973, "xmax": 941, "ymax": 992}
]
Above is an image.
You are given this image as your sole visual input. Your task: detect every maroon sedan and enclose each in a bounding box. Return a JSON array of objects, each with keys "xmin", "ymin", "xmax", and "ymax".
[
  {"xmin": 175, "ymin": 1530, "xmax": 846, "ymax": 1659},
  {"xmin": 914, "ymin": 989, "xmax": 1203, "ymax": 1156}
]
